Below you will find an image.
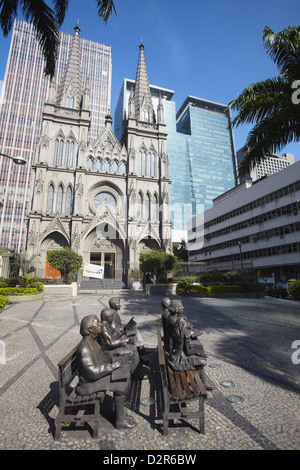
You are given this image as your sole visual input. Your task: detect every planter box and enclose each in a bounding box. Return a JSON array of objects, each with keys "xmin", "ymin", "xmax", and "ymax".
[
  {"xmin": 148, "ymin": 283, "xmax": 178, "ymax": 295},
  {"xmin": 43, "ymin": 283, "xmax": 78, "ymax": 297},
  {"xmin": 8, "ymin": 292, "xmax": 45, "ymax": 302}
]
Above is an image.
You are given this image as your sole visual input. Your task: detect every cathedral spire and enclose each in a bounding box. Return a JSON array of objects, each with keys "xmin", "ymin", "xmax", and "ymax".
[
  {"xmin": 56, "ymin": 24, "xmax": 83, "ymax": 109},
  {"xmin": 133, "ymin": 42, "xmax": 155, "ymax": 123}
]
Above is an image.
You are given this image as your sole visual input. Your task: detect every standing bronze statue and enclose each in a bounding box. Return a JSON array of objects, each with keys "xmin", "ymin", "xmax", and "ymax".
[
  {"xmin": 76, "ymin": 315, "xmax": 136, "ymax": 429},
  {"xmin": 164, "ymin": 299, "xmax": 214, "ymax": 390}
]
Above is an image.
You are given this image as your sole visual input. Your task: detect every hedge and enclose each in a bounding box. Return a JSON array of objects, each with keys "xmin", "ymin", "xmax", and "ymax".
[
  {"xmin": 0, "ymin": 295, "xmax": 8, "ymax": 309},
  {"xmin": 207, "ymin": 285, "xmax": 243, "ymax": 293},
  {"xmin": 177, "ymin": 284, "xmax": 243, "ymax": 294},
  {"xmin": 287, "ymin": 280, "xmax": 300, "ymax": 299},
  {"xmin": 0, "ymin": 287, "xmax": 38, "ymax": 296}
]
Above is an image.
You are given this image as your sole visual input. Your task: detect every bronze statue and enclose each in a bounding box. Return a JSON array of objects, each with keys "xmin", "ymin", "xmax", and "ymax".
[
  {"xmin": 161, "ymin": 297, "xmax": 171, "ymax": 351},
  {"xmin": 107, "ymin": 297, "xmax": 150, "ymax": 360},
  {"xmin": 165, "ymin": 300, "xmax": 214, "ymax": 390},
  {"xmin": 76, "ymin": 315, "xmax": 136, "ymax": 429},
  {"xmin": 98, "ymin": 307, "xmax": 140, "ymax": 373}
]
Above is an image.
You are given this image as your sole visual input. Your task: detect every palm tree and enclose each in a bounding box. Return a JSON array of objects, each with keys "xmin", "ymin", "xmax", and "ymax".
[
  {"xmin": 228, "ymin": 26, "xmax": 300, "ymax": 177},
  {"xmin": 0, "ymin": 0, "xmax": 116, "ymax": 79}
]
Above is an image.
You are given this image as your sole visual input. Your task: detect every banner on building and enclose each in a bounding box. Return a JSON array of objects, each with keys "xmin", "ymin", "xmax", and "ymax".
[{"xmin": 82, "ymin": 263, "xmax": 104, "ymax": 279}]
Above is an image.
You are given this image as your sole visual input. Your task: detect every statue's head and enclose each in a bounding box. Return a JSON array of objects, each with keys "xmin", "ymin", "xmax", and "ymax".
[
  {"xmin": 109, "ymin": 297, "xmax": 121, "ymax": 310},
  {"xmin": 161, "ymin": 297, "xmax": 171, "ymax": 309},
  {"xmin": 169, "ymin": 300, "xmax": 184, "ymax": 315},
  {"xmin": 101, "ymin": 308, "xmax": 116, "ymax": 323},
  {"xmin": 80, "ymin": 315, "xmax": 101, "ymax": 338}
]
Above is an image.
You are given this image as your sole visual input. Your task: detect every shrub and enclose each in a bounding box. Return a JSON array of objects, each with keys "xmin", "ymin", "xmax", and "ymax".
[
  {"xmin": 207, "ymin": 285, "xmax": 242, "ymax": 293},
  {"xmin": 0, "ymin": 295, "xmax": 8, "ymax": 309},
  {"xmin": 0, "ymin": 287, "xmax": 38, "ymax": 296},
  {"xmin": 177, "ymin": 283, "xmax": 208, "ymax": 294},
  {"xmin": 287, "ymin": 280, "xmax": 300, "ymax": 299},
  {"xmin": 29, "ymin": 282, "xmax": 44, "ymax": 293},
  {"xmin": 0, "ymin": 282, "xmax": 8, "ymax": 288}
]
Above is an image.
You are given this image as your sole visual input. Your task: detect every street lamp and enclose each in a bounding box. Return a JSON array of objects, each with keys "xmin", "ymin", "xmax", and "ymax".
[{"xmin": 0, "ymin": 152, "xmax": 27, "ymax": 165}]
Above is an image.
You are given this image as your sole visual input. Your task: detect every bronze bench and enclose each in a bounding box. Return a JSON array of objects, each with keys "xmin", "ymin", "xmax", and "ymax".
[{"xmin": 55, "ymin": 346, "xmax": 106, "ymax": 440}]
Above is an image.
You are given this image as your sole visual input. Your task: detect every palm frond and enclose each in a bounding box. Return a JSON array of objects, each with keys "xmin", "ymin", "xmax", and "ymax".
[
  {"xmin": 0, "ymin": 0, "xmax": 18, "ymax": 35},
  {"xmin": 263, "ymin": 25, "xmax": 300, "ymax": 80},
  {"xmin": 228, "ymin": 76, "xmax": 291, "ymax": 127},
  {"xmin": 96, "ymin": 0, "xmax": 116, "ymax": 23},
  {"xmin": 21, "ymin": 0, "xmax": 60, "ymax": 78},
  {"xmin": 52, "ymin": 0, "xmax": 69, "ymax": 26},
  {"xmin": 238, "ymin": 110, "xmax": 300, "ymax": 176}
]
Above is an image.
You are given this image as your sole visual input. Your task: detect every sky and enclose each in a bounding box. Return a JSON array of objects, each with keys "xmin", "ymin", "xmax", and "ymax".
[{"xmin": 0, "ymin": 0, "xmax": 299, "ymax": 161}]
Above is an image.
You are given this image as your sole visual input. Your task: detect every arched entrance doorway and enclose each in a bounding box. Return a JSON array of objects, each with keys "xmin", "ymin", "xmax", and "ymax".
[{"xmin": 83, "ymin": 223, "xmax": 125, "ymax": 281}]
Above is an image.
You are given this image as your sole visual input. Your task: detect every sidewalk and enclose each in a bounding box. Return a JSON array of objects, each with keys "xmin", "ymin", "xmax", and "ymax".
[{"xmin": 0, "ymin": 292, "xmax": 299, "ymax": 451}]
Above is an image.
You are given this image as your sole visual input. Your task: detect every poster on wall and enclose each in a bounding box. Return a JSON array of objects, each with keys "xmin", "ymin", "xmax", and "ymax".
[{"xmin": 82, "ymin": 263, "xmax": 104, "ymax": 279}]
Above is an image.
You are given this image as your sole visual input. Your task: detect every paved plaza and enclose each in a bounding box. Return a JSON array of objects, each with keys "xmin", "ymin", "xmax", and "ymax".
[{"xmin": 0, "ymin": 291, "xmax": 299, "ymax": 451}]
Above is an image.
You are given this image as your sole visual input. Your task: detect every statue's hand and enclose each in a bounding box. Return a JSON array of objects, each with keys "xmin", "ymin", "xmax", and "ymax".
[{"xmin": 112, "ymin": 360, "xmax": 121, "ymax": 370}]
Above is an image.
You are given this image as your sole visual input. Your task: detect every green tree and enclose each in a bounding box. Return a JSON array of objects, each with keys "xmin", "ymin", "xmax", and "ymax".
[
  {"xmin": 228, "ymin": 26, "xmax": 300, "ymax": 177},
  {"xmin": 139, "ymin": 250, "xmax": 178, "ymax": 283},
  {"xmin": 10, "ymin": 250, "xmax": 40, "ymax": 276},
  {"xmin": 173, "ymin": 239, "xmax": 188, "ymax": 262},
  {"xmin": 0, "ymin": 0, "xmax": 116, "ymax": 79},
  {"xmin": 47, "ymin": 247, "xmax": 82, "ymax": 283}
]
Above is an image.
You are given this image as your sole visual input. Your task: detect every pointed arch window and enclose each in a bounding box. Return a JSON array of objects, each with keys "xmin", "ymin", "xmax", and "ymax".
[
  {"xmin": 46, "ymin": 184, "xmax": 54, "ymax": 213},
  {"xmin": 65, "ymin": 95, "xmax": 74, "ymax": 108},
  {"xmin": 137, "ymin": 193, "xmax": 143, "ymax": 221},
  {"xmin": 145, "ymin": 193, "xmax": 151, "ymax": 220},
  {"xmin": 53, "ymin": 139, "xmax": 64, "ymax": 166},
  {"xmin": 151, "ymin": 153, "xmax": 157, "ymax": 177},
  {"xmin": 138, "ymin": 152, "xmax": 142, "ymax": 176},
  {"xmin": 87, "ymin": 157, "xmax": 93, "ymax": 170},
  {"xmin": 68, "ymin": 141, "xmax": 75, "ymax": 167},
  {"xmin": 152, "ymin": 194, "xmax": 159, "ymax": 222},
  {"xmin": 103, "ymin": 160, "xmax": 110, "ymax": 172},
  {"xmin": 111, "ymin": 160, "xmax": 118, "ymax": 173},
  {"xmin": 120, "ymin": 161, "xmax": 126, "ymax": 174},
  {"xmin": 56, "ymin": 185, "xmax": 63, "ymax": 213},
  {"xmin": 95, "ymin": 159, "xmax": 102, "ymax": 171},
  {"xmin": 65, "ymin": 186, "xmax": 73, "ymax": 215}
]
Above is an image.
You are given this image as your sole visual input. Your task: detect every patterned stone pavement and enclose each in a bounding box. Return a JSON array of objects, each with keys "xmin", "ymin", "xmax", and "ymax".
[{"xmin": 0, "ymin": 291, "xmax": 299, "ymax": 452}]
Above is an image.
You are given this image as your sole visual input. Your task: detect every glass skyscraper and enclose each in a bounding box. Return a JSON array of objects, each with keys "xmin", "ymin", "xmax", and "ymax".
[
  {"xmin": 0, "ymin": 19, "xmax": 112, "ymax": 251},
  {"xmin": 115, "ymin": 84, "xmax": 237, "ymax": 240}
]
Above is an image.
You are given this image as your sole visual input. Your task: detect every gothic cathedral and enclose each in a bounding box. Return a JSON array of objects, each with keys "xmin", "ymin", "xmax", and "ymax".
[{"xmin": 26, "ymin": 26, "xmax": 172, "ymax": 284}]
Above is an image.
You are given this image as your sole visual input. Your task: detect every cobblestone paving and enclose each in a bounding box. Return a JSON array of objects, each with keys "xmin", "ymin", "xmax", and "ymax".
[{"xmin": 0, "ymin": 292, "xmax": 299, "ymax": 451}]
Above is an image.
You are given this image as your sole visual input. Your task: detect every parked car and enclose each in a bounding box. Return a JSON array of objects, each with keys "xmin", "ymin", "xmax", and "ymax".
[{"xmin": 264, "ymin": 284, "xmax": 289, "ymax": 299}]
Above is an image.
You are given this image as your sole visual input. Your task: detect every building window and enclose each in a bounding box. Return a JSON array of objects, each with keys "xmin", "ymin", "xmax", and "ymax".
[
  {"xmin": 103, "ymin": 159, "xmax": 110, "ymax": 172},
  {"xmin": 151, "ymin": 153, "xmax": 156, "ymax": 177},
  {"xmin": 145, "ymin": 193, "xmax": 150, "ymax": 220},
  {"xmin": 95, "ymin": 158, "xmax": 102, "ymax": 171},
  {"xmin": 53, "ymin": 139, "xmax": 64, "ymax": 166},
  {"xmin": 46, "ymin": 184, "xmax": 54, "ymax": 213},
  {"xmin": 87, "ymin": 157, "xmax": 93, "ymax": 170},
  {"xmin": 120, "ymin": 161, "xmax": 126, "ymax": 174},
  {"xmin": 65, "ymin": 186, "xmax": 72, "ymax": 215},
  {"xmin": 137, "ymin": 193, "xmax": 143, "ymax": 220},
  {"xmin": 65, "ymin": 95, "xmax": 74, "ymax": 108},
  {"xmin": 94, "ymin": 192, "xmax": 116, "ymax": 211},
  {"xmin": 152, "ymin": 194, "xmax": 159, "ymax": 221},
  {"xmin": 111, "ymin": 160, "xmax": 118, "ymax": 173},
  {"xmin": 56, "ymin": 185, "xmax": 63, "ymax": 213}
]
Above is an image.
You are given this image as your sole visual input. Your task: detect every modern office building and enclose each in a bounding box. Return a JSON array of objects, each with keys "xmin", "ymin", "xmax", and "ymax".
[
  {"xmin": 237, "ymin": 149, "xmax": 294, "ymax": 182},
  {"xmin": 187, "ymin": 161, "xmax": 300, "ymax": 283},
  {"xmin": 0, "ymin": 19, "xmax": 112, "ymax": 252},
  {"xmin": 115, "ymin": 87, "xmax": 238, "ymax": 241}
]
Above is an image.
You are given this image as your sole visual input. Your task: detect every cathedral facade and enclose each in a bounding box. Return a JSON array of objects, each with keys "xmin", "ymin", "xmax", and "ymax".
[{"xmin": 26, "ymin": 26, "xmax": 172, "ymax": 283}]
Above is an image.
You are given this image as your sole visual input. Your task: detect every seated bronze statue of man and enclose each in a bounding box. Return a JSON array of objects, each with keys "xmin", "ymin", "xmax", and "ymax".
[
  {"xmin": 76, "ymin": 315, "xmax": 136, "ymax": 429},
  {"xmin": 165, "ymin": 299, "xmax": 214, "ymax": 390}
]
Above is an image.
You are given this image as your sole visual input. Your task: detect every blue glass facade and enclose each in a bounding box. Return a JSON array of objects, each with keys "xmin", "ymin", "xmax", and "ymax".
[{"xmin": 169, "ymin": 96, "xmax": 237, "ymax": 232}]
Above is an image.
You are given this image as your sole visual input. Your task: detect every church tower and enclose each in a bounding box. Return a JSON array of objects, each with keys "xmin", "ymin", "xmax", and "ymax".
[{"xmin": 124, "ymin": 43, "xmax": 172, "ymax": 270}]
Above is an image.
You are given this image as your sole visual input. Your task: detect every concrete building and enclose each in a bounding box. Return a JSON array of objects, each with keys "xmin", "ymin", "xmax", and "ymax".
[
  {"xmin": 26, "ymin": 31, "xmax": 172, "ymax": 282},
  {"xmin": 237, "ymin": 149, "xmax": 294, "ymax": 182},
  {"xmin": 187, "ymin": 161, "xmax": 300, "ymax": 283},
  {"xmin": 115, "ymin": 89, "xmax": 237, "ymax": 242},
  {"xmin": 0, "ymin": 19, "xmax": 112, "ymax": 252}
]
